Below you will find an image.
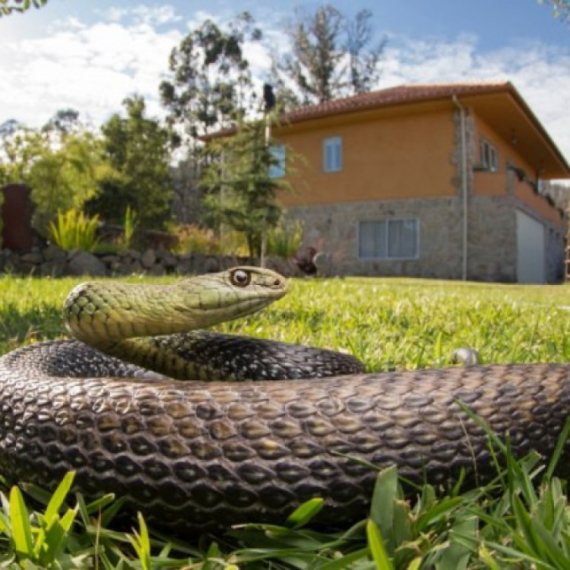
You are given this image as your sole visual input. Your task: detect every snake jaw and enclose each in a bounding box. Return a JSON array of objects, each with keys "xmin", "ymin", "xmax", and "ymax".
[{"xmin": 183, "ymin": 266, "xmax": 290, "ymax": 327}]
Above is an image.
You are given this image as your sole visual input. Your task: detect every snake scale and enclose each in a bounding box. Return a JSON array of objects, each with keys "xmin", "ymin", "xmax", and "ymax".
[{"xmin": 0, "ymin": 266, "xmax": 569, "ymax": 534}]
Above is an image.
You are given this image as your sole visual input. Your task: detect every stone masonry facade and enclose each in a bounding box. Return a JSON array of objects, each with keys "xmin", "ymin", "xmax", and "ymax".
[{"xmin": 287, "ymin": 193, "xmax": 563, "ymax": 282}]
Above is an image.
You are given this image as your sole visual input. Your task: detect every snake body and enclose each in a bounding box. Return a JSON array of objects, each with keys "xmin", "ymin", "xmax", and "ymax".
[{"xmin": 0, "ymin": 266, "xmax": 569, "ymax": 533}]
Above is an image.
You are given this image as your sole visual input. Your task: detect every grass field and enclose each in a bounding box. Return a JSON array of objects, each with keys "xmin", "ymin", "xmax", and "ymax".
[{"xmin": 1, "ymin": 273, "xmax": 570, "ymax": 568}]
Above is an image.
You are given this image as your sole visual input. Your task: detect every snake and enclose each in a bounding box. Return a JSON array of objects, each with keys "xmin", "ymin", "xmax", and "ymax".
[{"xmin": 0, "ymin": 266, "xmax": 569, "ymax": 534}]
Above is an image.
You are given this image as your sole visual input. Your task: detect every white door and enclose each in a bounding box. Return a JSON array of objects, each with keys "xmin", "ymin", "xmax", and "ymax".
[{"xmin": 516, "ymin": 210, "xmax": 545, "ymax": 283}]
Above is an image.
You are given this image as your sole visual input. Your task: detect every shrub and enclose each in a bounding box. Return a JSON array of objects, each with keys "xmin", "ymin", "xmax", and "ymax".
[
  {"xmin": 49, "ymin": 209, "xmax": 100, "ymax": 252},
  {"xmin": 0, "ymin": 188, "xmax": 3, "ymax": 249},
  {"xmin": 170, "ymin": 225, "xmax": 221, "ymax": 255},
  {"xmin": 267, "ymin": 220, "xmax": 304, "ymax": 258},
  {"xmin": 170, "ymin": 225, "xmax": 249, "ymax": 256},
  {"xmin": 117, "ymin": 206, "xmax": 138, "ymax": 251}
]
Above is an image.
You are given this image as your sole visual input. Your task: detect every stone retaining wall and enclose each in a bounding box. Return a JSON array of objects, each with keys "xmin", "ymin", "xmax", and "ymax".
[{"xmin": 0, "ymin": 245, "xmax": 300, "ymax": 278}]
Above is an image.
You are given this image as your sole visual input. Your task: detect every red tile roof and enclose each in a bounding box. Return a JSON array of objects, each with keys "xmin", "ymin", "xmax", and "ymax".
[
  {"xmin": 204, "ymin": 81, "xmax": 512, "ymax": 140},
  {"xmin": 283, "ymin": 81, "xmax": 512, "ymax": 123}
]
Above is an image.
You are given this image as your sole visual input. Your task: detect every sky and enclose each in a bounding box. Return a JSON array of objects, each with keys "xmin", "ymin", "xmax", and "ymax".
[{"xmin": 1, "ymin": 0, "xmax": 570, "ymax": 169}]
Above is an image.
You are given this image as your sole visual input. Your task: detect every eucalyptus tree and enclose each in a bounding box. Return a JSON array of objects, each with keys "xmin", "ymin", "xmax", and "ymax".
[
  {"xmin": 159, "ymin": 12, "xmax": 262, "ymax": 150},
  {"xmin": 271, "ymin": 5, "xmax": 386, "ymax": 107}
]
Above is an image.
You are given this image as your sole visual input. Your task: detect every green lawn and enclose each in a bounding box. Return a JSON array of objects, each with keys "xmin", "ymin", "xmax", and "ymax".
[{"xmin": 0, "ymin": 274, "xmax": 570, "ymax": 568}]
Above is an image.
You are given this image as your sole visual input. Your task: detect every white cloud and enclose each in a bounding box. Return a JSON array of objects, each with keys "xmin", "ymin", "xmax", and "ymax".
[
  {"xmin": 1, "ymin": 12, "xmax": 570, "ymax": 172},
  {"xmin": 376, "ymin": 34, "xmax": 570, "ymax": 168},
  {"xmin": 101, "ymin": 4, "xmax": 182, "ymax": 26},
  {"xmin": 0, "ymin": 17, "xmax": 182, "ymax": 128}
]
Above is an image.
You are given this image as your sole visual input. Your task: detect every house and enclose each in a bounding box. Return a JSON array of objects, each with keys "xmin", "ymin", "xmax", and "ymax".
[{"xmin": 269, "ymin": 82, "xmax": 570, "ymax": 283}]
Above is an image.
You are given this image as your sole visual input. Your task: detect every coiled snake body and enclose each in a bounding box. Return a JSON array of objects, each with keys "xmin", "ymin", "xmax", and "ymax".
[{"xmin": 0, "ymin": 266, "xmax": 569, "ymax": 533}]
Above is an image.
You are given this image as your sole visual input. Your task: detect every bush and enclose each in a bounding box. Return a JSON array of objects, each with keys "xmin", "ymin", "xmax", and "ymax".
[
  {"xmin": 0, "ymin": 188, "xmax": 3, "ymax": 249},
  {"xmin": 49, "ymin": 209, "xmax": 100, "ymax": 252},
  {"xmin": 267, "ymin": 220, "xmax": 304, "ymax": 258},
  {"xmin": 170, "ymin": 225, "xmax": 249, "ymax": 256},
  {"xmin": 117, "ymin": 206, "xmax": 138, "ymax": 251}
]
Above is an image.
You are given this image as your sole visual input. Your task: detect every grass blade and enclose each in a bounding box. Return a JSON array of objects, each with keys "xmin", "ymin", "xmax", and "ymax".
[
  {"xmin": 9, "ymin": 486, "xmax": 34, "ymax": 560},
  {"xmin": 367, "ymin": 518, "xmax": 393, "ymax": 570}
]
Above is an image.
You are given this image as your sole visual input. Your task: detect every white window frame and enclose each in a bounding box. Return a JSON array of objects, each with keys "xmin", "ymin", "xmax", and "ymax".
[
  {"xmin": 323, "ymin": 136, "xmax": 342, "ymax": 173},
  {"xmin": 358, "ymin": 219, "xmax": 420, "ymax": 260},
  {"xmin": 480, "ymin": 139, "xmax": 498, "ymax": 172},
  {"xmin": 269, "ymin": 144, "xmax": 286, "ymax": 178}
]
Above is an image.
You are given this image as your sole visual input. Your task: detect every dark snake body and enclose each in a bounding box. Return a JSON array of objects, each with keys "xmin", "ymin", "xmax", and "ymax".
[{"xmin": 1, "ymin": 335, "xmax": 570, "ymax": 533}]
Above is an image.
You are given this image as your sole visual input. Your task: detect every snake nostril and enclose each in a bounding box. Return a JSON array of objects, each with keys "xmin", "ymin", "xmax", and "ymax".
[{"xmin": 273, "ymin": 278, "xmax": 281, "ymax": 287}]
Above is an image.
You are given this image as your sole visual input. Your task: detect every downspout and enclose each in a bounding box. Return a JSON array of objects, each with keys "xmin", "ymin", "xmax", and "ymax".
[{"xmin": 453, "ymin": 95, "xmax": 468, "ymax": 281}]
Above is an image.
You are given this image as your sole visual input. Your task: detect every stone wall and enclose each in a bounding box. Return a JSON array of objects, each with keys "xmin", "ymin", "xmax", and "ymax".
[
  {"xmin": 466, "ymin": 195, "xmax": 517, "ymax": 282},
  {"xmin": 287, "ymin": 192, "xmax": 565, "ymax": 283},
  {"xmin": 0, "ymin": 245, "xmax": 300, "ymax": 278},
  {"xmin": 288, "ymin": 197, "xmax": 465, "ymax": 279}
]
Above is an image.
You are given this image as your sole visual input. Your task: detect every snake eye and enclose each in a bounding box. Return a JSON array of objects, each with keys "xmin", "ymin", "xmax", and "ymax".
[{"xmin": 230, "ymin": 269, "xmax": 251, "ymax": 287}]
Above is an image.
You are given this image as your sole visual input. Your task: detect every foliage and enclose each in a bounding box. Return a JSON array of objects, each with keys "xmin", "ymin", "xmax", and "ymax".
[
  {"xmin": 0, "ymin": 188, "xmax": 3, "ymax": 249},
  {"xmin": 28, "ymin": 133, "xmax": 104, "ymax": 235},
  {"xmin": 119, "ymin": 206, "xmax": 138, "ymax": 251},
  {"xmin": 42, "ymin": 108, "xmax": 80, "ymax": 136},
  {"xmin": 49, "ymin": 209, "xmax": 100, "ymax": 252},
  {"xmin": 538, "ymin": 0, "xmax": 570, "ymax": 21},
  {"xmin": 200, "ymin": 117, "xmax": 292, "ymax": 257},
  {"xmin": 159, "ymin": 12, "xmax": 261, "ymax": 149},
  {"xmin": 85, "ymin": 96, "xmax": 173, "ymax": 231},
  {"xmin": 0, "ymin": 125, "xmax": 40, "ymax": 185},
  {"xmin": 0, "ymin": 0, "xmax": 47, "ymax": 17},
  {"xmin": 271, "ymin": 4, "xmax": 386, "ymax": 106},
  {"xmin": 266, "ymin": 219, "xmax": 304, "ymax": 257},
  {"xmin": 0, "ymin": 121, "xmax": 106, "ymax": 236},
  {"xmin": 1, "ymin": 276, "xmax": 570, "ymax": 566},
  {"xmin": 170, "ymin": 224, "xmax": 249, "ymax": 256}
]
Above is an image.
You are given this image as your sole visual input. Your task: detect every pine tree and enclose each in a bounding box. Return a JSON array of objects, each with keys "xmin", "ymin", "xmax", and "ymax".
[{"xmin": 200, "ymin": 117, "xmax": 292, "ymax": 258}]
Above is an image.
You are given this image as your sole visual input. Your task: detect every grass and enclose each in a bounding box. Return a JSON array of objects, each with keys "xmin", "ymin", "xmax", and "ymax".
[{"xmin": 0, "ymin": 274, "xmax": 570, "ymax": 568}]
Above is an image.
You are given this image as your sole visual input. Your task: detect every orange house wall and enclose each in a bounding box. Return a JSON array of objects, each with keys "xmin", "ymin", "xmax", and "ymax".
[
  {"xmin": 277, "ymin": 108, "xmax": 457, "ymax": 207},
  {"xmin": 474, "ymin": 116, "xmax": 563, "ymax": 226},
  {"xmin": 473, "ymin": 118, "xmax": 510, "ymax": 196}
]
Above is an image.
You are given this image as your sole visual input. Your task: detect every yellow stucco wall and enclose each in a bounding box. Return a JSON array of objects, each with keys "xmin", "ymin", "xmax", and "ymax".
[{"xmin": 276, "ymin": 107, "xmax": 457, "ymax": 207}]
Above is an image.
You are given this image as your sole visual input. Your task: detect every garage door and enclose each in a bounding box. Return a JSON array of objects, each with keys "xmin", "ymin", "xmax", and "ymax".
[{"xmin": 516, "ymin": 210, "xmax": 545, "ymax": 283}]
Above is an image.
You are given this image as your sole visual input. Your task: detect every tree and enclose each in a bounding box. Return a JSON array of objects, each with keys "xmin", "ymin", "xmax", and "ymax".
[
  {"xmin": 271, "ymin": 5, "xmax": 385, "ymax": 106},
  {"xmin": 85, "ymin": 96, "xmax": 173, "ymax": 230},
  {"xmin": 28, "ymin": 132, "xmax": 104, "ymax": 234},
  {"xmin": 200, "ymin": 116, "xmax": 291, "ymax": 258},
  {"xmin": 159, "ymin": 13, "xmax": 261, "ymax": 149},
  {"xmin": 0, "ymin": 124, "xmax": 42, "ymax": 185},
  {"xmin": 0, "ymin": 0, "xmax": 47, "ymax": 17},
  {"xmin": 538, "ymin": 0, "xmax": 570, "ymax": 20},
  {"xmin": 42, "ymin": 109, "xmax": 80, "ymax": 136},
  {"xmin": 0, "ymin": 121, "xmax": 105, "ymax": 235}
]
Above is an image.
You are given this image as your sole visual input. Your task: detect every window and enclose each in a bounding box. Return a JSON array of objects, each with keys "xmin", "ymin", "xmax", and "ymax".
[
  {"xmin": 269, "ymin": 144, "xmax": 286, "ymax": 178},
  {"xmin": 323, "ymin": 136, "xmax": 342, "ymax": 172},
  {"xmin": 358, "ymin": 219, "xmax": 419, "ymax": 259},
  {"xmin": 480, "ymin": 139, "xmax": 498, "ymax": 172}
]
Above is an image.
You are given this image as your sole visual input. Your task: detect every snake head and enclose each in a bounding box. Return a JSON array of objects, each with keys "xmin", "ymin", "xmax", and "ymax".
[
  {"xmin": 184, "ymin": 266, "xmax": 290, "ymax": 326},
  {"xmin": 64, "ymin": 267, "xmax": 290, "ymax": 344}
]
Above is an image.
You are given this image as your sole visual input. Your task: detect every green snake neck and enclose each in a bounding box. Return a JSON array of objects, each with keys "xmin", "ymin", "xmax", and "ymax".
[{"xmin": 63, "ymin": 267, "xmax": 289, "ymax": 379}]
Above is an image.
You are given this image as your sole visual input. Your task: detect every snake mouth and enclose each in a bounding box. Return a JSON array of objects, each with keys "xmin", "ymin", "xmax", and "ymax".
[{"xmin": 188, "ymin": 295, "xmax": 282, "ymax": 328}]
